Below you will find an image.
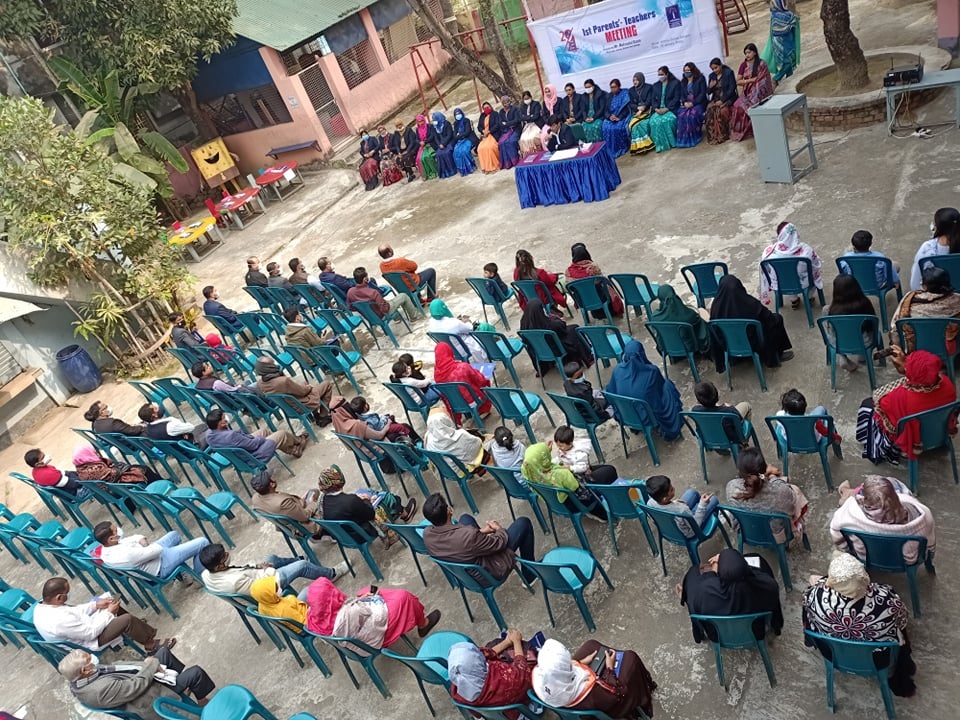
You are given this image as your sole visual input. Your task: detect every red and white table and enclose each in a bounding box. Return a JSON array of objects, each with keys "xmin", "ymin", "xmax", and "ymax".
[
  {"xmin": 215, "ymin": 187, "xmax": 267, "ymax": 230},
  {"xmin": 256, "ymin": 161, "xmax": 305, "ymax": 202}
]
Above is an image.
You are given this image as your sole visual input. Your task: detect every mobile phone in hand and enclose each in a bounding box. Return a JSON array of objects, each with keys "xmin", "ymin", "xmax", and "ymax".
[{"xmin": 369, "ymin": 585, "xmax": 379, "ymax": 595}]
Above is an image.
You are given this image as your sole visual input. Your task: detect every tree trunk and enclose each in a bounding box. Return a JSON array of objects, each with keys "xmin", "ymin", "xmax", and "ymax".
[
  {"xmin": 175, "ymin": 82, "xmax": 218, "ymax": 141},
  {"xmin": 820, "ymin": 0, "xmax": 869, "ymax": 90},
  {"xmin": 476, "ymin": 0, "xmax": 522, "ymax": 97},
  {"xmin": 405, "ymin": 0, "xmax": 513, "ymax": 98}
]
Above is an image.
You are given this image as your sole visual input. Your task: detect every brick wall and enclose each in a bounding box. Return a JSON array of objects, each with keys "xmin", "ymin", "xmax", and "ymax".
[{"xmin": 786, "ymin": 88, "xmax": 944, "ymax": 131}]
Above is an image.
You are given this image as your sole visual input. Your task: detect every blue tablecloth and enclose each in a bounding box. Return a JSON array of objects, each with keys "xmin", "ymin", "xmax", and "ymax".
[{"xmin": 514, "ymin": 142, "xmax": 621, "ymax": 209}]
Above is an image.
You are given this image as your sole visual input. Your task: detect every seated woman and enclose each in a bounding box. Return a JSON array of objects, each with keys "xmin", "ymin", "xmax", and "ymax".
[
  {"xmin": 306, "ymin": 577, "xmax": 441, "ymax": 646},
  {"xmin": 605, "ymin": 341, "xmax": 683, "ymax": 441},
  {"xmin": 488, "ymin": 426, "xmax": 526, "ymax": 484},
  {"xmin": 424, "ymin": 406, "xmax": 489, "ymax": 474},
  {"xmin": 565, "ymin": 243, "xmax": 624, "ymax": 317},
  {"xmin": 730, "ymin": 43, "xmax": 774, "ymax": 141},
  {"xmin": 680, "ymin": 548, "xmax": 784, "ymax": 643},
  {"xmin": 514, "ymin": 249, "xmax": 567, "ymax": 313},
  {"xmin": 517, "ymin": 90, "xmax": 544, "ymax": 157},
  {"xmin": 676, "ymin": 62, "xmax": 708, "ymax": 148},
  {"xmin": 251, "ymin": 575, "xmax": 309, "ymax": 625},
  {"xmin": 377, "ymin": 125, "xmax": 404, "ymax": 187},
  {"xmin": 857, "ymin": 347, "xmax": 957, "ymax": 465},
  {"xmin": 725, "ymin": 447, "xmax": 808, "ymax": 541},
  {"xmin": 628, "ymin": 72, "xmax": 656, "ymax": 155},
  {"xmin": 601, "ymin": 78, "xmax": 632, "ymax": 158},
  {"xmin": 758, "ymin": 221, "xmax": 823, "ymax": 309},
  {"xmin": 822, "ymin": 274, "xmax": 876, "ymax": 371},
  {"xmin": 830, "ymin": 475, "xmax": 935, "ymax": 564},
  {"xmin": 647, "ymin": 66, "xmax": 681, "ymax": 153},
  {"xmin": 394, "ymin": 117, "xmax": 418, "ymax": 183},
  {"xmin": 432, "ymin": 112, "xmax": 456, "ymax": 179},
  {"xmin": 648, "ymin": 284, "xmax": 711, "ymax": 355},
  {"xmin": 414, "ymin": 114, "xmax": 438, "ymax": 180},
  {"xmin": 330, "ymin": 395, "xmax": 420, "ymax": 445},
  {"xmin": 710, "ymin": 274, "xmax": 794, "ymax": 369},
  {"xmin": 428, "ymin": 298, "xmax": 494, "ymax": 363},
  {"xmin": 449, "ymin": 632, "xmax": 534, "ymax": 717},
  {"xmin": 704, "ymin": 57, "xmax": 738, "ymax": 144},
  {"xmin": 521, "ymin": 442, "xmax": 605, "ymax": 520},
  {"xmin": 908, "ymin": 207, "xmax": 960, "ymax": 291},
  {"xmin": 580, "ymin": 79, "xmax": 607, "ymax": 143},
  {"xmin": 891, "ymin": 265, "xmax": 960, "ymax": 353},
  {"xmin": 803, "ymin": 552, "xmax": 915, "ymax": 697},
  {"xmin": 452, "ymin": 108, "xmax": 479, "ymax": 177},
  {"xmin": 476, "ymin": 102, "xmax": 501, "ymax": 174},
  {"xmin": 316, "ymin": 465, "xmax": 416, "ymax": 549},
  {"xmin": 538, "ymin": 85, "xmax": 559, "ymax": 151},
  {"xmin": 72, "ymin": 443, "xmax": 156, "ymax": 484},
  {"xmin": 358, "ymin": 129, "xmax": 381, "ymax": 191},
  {"xmin": 531, "ymin": 638, "xmax": 656, "ymax": 719},
  {"xmin": 519, "ymin": 299, "xmax": 594, "ymax": 375},
  {"xmin": 433, "ymin": 342, "xmax": 492, "ymax": 417},
  {"xmin": 498, "ymin": 96, "xmax": 522, "ymax": 170},
  {"xmin": 558, "ymin": 83, "xmax": 585, "ymax": 128}
]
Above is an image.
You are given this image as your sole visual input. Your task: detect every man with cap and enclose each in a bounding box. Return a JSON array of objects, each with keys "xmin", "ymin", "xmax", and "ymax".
[
  {"xmin": 250, "ymin": 470, "xmax": 325, "ymax": 541},
  {"xmin": 204, "ymin": 408, "xmax": 308, "ymax": 460},
  {"xmin": 254, "ymin": 357, "xmax": 333, "ymax": 427},
  {"xmin": 318, "ymin": 465, "xmax": 416, "ymax": 548},
  {"xmin": 199, "ymin": 542, "xmax": 347, "ymax": 597}
]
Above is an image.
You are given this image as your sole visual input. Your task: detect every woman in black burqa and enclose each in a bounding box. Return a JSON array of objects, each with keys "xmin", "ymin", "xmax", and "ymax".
[
  {"xmin": 708, "ymin": 274, "xmax": 793, "ymax": 370},
  {"xmin": 519, "ymin": 298, "xmax": 594, "ymax": 375}
]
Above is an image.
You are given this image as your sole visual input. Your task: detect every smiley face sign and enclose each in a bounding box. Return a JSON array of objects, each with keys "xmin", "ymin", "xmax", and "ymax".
[{"xmin": 190, "ymin": 137, "xmax": 240, "ymax": 187}]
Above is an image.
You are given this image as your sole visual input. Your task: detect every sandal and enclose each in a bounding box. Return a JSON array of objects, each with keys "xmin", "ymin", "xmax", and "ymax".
[
  {"xmin": 147, "ymin": 637, "xmax": 177, "ymax": 653},
  {"xmin": 398, "ymin": 498, "xmax": 418, "ymax": 522},
  {"xmin": 790, "ymin": 298, "xmax": 801, "ymax": 310}
]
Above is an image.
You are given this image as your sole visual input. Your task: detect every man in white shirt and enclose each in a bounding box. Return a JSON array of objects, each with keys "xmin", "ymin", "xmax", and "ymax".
[
  {"xmin": 32, "ymin": 576, "xmax": 172, "ymax": 652},
  {"xmin": 198, "ymin": 543, "xmax": 347, "ymax": 600},
  {"xmin": 137, "ymin": 403, "xmax": 206, "ymax": 447},
  {"xmin": 94, "ymin": 523, "xmax": 210, "ymax": 577}
]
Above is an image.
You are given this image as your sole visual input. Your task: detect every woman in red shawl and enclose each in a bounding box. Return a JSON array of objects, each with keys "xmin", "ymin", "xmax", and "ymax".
[
  {"xmin": 857, "ymin": 347, "xmax": 957, "ymax": 464},
  {"xmin": 514, "ymin": 249, "xmax": 568, "ymax": 313},
  {"xmin": 433, "ymin": 342, "xmax": 492, "ymax": 416},
  {"xmin": 565, "ymin": 243, "xmax": 624, "ymax": 317}
]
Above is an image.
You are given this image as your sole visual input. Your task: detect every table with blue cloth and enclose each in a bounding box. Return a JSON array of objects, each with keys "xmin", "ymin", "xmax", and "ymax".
[{"xmin": 514, "ymin": 142, "xmax": 621, "ymax": 209}]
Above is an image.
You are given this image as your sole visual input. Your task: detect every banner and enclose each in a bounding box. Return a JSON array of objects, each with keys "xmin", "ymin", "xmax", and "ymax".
[{"xmin": 527, "ymin": 0, "xmax": 724, "ymax": 94}]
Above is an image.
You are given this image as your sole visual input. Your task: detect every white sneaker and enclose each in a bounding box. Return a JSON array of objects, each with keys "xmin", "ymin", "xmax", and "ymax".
[{"xmin": 331, "ymin": 561, "xmax": 351, "ymax": 582}]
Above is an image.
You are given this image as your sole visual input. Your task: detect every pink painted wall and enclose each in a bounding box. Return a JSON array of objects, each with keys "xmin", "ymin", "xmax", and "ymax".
[{"xmin": 939, "ymin": 0, "xmax": 960, "ymax": 54}]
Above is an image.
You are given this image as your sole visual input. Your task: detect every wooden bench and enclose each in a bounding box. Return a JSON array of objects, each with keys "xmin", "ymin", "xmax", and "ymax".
[
  {"xmin": 266, "ymin": 140, "xmax": 322, "ymax": 160},
  {"xmin": 885, "ymin": 67, "xmax": 960, "ymax": 134}
]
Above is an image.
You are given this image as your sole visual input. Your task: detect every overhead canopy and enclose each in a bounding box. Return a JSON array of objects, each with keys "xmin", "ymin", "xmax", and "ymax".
[
  {"xmin": 234, "ymin": 0, "xmax": 379, "ymax": 52},
  {"xmin": 0, "ymin": 297, "xmax": 47, "ymax": 324}
]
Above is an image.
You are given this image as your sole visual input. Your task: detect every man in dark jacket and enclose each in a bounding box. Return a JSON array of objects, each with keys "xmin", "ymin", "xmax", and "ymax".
[
  {"xmin": 137, "ymin": 403, "xmax": 206, "ymax": 446},
  {"xmin": 169, "ymin": 312, "xmax": 203, "ymax": 349},
  {"xmin": 244, "ymin": 256, "xmax": 268, "ymax": 287},
  {"xmin": 83, "ymin": 401, "xmax": 144, "ymax": 436}
]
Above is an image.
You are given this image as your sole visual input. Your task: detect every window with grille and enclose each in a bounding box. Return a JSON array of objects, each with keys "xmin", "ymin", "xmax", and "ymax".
[
  {"xmin": 413, "ymin": 0, "xmax": 443, "ymax": 42},
  {"xmin": 377, "ymin": 14, "xmax": 419, "ymax": 65},
  {"xmin": 336, "ymin": 40, "xmax": 381, "ymax": 90},
  {"xmin": 201, "ymin": 83, "xmax": 292, "ymax": 136}
]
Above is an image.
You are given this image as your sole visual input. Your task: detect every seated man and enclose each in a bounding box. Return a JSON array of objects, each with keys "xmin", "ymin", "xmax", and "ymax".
[
  {"xmin": 250, "ymin": 470, "xmax": 325, "ymax": 543},
  {"xmin": 169, "ymin": 312, "xmax": 204, "ymax": 349},
  {"xmin": 24, "ymin": 448, "xmax": 85, "ymax": 496},
  {"xmin": 83, "ymin": 400, "xmax": 144, "ymax": 436},
  {"xmin": 545, "ymin": 113, "xmax": 577, "ymax": 152},
  {"xmin": 346, "ymin": 266, "xmax": 418, "ymax": 323},
  {"xmin": 199, "ymin": 543, "xmax": 347, "ymax": 598},
  {"xmin": 245, "ymin": 255, "xmax": 268, "ymax": 288},
  {"xmin": 201, "ymin": 285, "xmax": 246, "ymax": 338},
  {"xmin": 378, "ymin": 243, "xmax": 437, "ymax": 300},
  {"xmin": 191, "ymin": 361, "xmax": 255, "ymax": 393},
  {"xmin": 422, "ymin": 493, "xmax": 536, "ymax": 584},
  {"xmin": 317, "ymin": 256, "xmax": 389, "ymax": 296},
  {"xmin": 94, "ymin": 522, "xmax": 210, "ymax": 577},
  {"xmin": 58, "ymin": 646, "xmax": 215, "ymax": 715},
  {"xmin": 33, "ymin": 577, "xmax": 172, "ymax": 653},
  {"xmin": 254, "ymin": 357, "xmax": 333, "ymax": 427},
  {"xmin": 283, "ymin": 306, "xmax": 333, "ymax": 348},
  {"xmin": 137, "ymin": 403, "xmax": 206, "ymax": 447},
  {"xmin": 204, "ymin": 408, "xmax": 308, "ymax": 460},
  {"xmin": 266, "ymin": 262, "xmax": 296, "ymax": 291}
]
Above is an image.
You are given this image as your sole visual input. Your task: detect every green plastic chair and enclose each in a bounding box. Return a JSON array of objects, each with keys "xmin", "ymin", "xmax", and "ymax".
[
  {"xmin": 708, "ymin": 318, "xmax": 768, "ymax": 392},
  {"xmin": 681, "ymin": 262, "xmax": 728, "ymax": 308},
  {"xmin": 511, "ymin": 279, "xmax": 572, "ymax": 316},
  {"xmin": 430, "ymin": 558, "xmax": 530, "ymax": 631},
  {"xmin": 382, "ymin": 381, "xmax": 440, "ymax": 427},
  {"xmin": 689, "ymin": 612, "xmax": 777, "ymax": 689},
  {"xmin": 252, "ymin": 510, "xmax": 324, "ymax": 566},
  {"xmin": 517, "ymin": 546, "xmax": 614, "ymax": 632},
  {"xmin": 576, "ymin": 325, "xmax": 632, "ymax": 385},
  {"xmin": 313, "ymin": 518, "xmax": 382, "ymax": 580},
  {"xmin": 895, "ymin": 317, "xmax": 960, "ymax": 382},
  {"xmin": 201, "ymin": 586, "xmax": 282, "ymax": 649},
  {"xmin": 420, "ymin": 448, "xmax": 480, "ymax": 514},
  {"xmin": 640, "ymin": 502, "xmax": 730, "ymax": 576},
  {"xmin": 608, "ymin": 273, "xmax": 659, "ymax": 335},
  {"xmin": 168, "ymin": 487, "xmax": 257, "ymax": 548},
  {"xmin": 332, "ymin": 432, "xmax": 391, "ymax": 494},
  {"xmin": 351, "ymin": 300, "xmax": 413, "ymax": 349},
  {"xmin": 383, "ymin": 271, "xmax": 430, "ymax": 315},
  {"xmin": 480, "ymin": 464, "xmax": 549, "ymax": 534},
  {"xmin": 764, "ymin": 414, "xmax": 842, "ymax": 491},
  {"xmin": 433, "ymin": 381, "xmax": 487, "ymax": 427},
  {"xmin": 483, "ymin": 386, "xmax": 555, "ymax": 444},
  {"xmin": 835, "ymin": 256, "xmax": 902, "ymax": 328},
  {"xmin": 315, "ymin": 308, "xmax": 365, "ymax": 354},
  {"xmin": 527, "ymin": 690, "xmax": 630, "ymax": 720},
  {"xmin": 426, "ymin": 332, "xmax": 473, "ymax": 362},
  {"xmin": 242, "ymin": 610, "xmax": 332, "ymax": 675},
  {"xmin": 381, "ymin": 630, "xmax": 473, "ymax": 716},
  {"xmin": 310, "ymin": 631, "xmax": 402, "ymax": 698},
  {"xmin": 546, "ymin": 392, "xmax": 612, "ymax": 462},
  {"xmin": 584, "ymin": 480, "xmax": 658, "ymax": 557},
  {"xmin": 371, "ymin": 440, "xmax": 431, "ymax": 498},
  {"xmin": 759, "ymin": 257, "xmax": 826, "ymax": 327},
  {"xmin": 920, "ymin": 253, "xmax": 960, "ymax": 293},
  {"xmin": 465, "ymin": 276, "xmax": 514, "ymax": 328},
  {"xmin": 719, "ymin": 505, "xmax": 809, "ymax": 591},
  {"xmin": 518, "ymin": 329, "xmax": 571, "ymax": 389},
  {"xmin": 645, "ymin": 320, "xmax": 702, "ymax": 382},
  {"xmin": 525, "ymin": 478, "xmax": 597, "ymax": 552},
  {"xmin": 451, "ymin": 700, "xmax": 541, "ymax": 720},
  {"xmin": 601, "ymin": 391, "xmax": 662, "ymax": 466},
  {"xmin": 839, "ymin": 528, "xmax": 934, "ymax": 617},
  {"xmin": 680, "ymin": 410, "xmax": 759, "ymax": 484},
  {"xmin": 154, "ymin": 683, "xmax": 276, "ymax": 719},
  {"xmin": 471, "ymin": 331, "xmax": 526, "ymax": 387},
  {"xmin": 382, "ymin": 521, "xmax": 436, "ymax": 587},
  {"xmin": 817, "ymin": 314, "xmax": 883, "ymax": 390},
  {"xmin": 566, "ymin": 276, "xmax": 617, "ymax": 326}
]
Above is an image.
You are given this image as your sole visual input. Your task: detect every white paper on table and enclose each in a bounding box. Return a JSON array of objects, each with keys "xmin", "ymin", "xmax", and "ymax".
[
  {"xmin": 282, "ymin": 169, "xmax": 296, "ymax": 181},
  {"xmin": 549, "ymin": 148, "xmax": 579, "ymax": 161},
  {"xmin": 580, "ymin": 142, "xmax": 593, "ymax": 152}
]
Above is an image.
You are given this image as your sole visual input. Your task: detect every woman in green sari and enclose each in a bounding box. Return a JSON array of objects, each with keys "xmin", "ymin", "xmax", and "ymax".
[
  {"xmin": 648, "ymin": 284, "xmax": 711, "ymax": 354},
  {"xmin": 580, "ymin": 79, "xmax": 607, "ymax": 143},
  {"xmin": 642, "ymin": 66, "xmax": 681, "ymax": 153},
  {"xmin": 628, "ymin": 72, "xmax": 656, "ymax": 155},
  {"xmin": 521, "ymin": 442, "xmax": 606, "ymax": 519}
]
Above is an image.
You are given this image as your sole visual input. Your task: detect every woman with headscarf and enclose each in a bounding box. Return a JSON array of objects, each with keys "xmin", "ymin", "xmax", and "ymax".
[
  {"xmin": 565, "ymin": 243, "xmax": 624, "ymax": 317},
  {"xmin": 628, "ymin": 72, "xmax": 656, "ymax": 155},
  {"xmin": 378, "ymin": 124, "xmax": 404, "ymax": 187},
  {"xmin": 521, "ymin": 442, "xmax": 605, "ymax": 519},
  {"xmin": 306, "ymin": 577, "xmax": 440, "ymax": 649},
  {"xmin": 539, "ymin": 84, "xmax": 560, "ymax": 151},
  {"xmin": 605, "ymin": 341, "xmax": 683, "ymax": 441},
  {"xmin": 601, "ymin": 78, "xmax": 633, "ymax": 158},
  {"xmin": 424, "ymin": 405, "xmax": 487, "ymax": 469},
  {"xmin": 498, "ymin": 95, "xmax": 522, "ymax": 169},
  {"xmin": 829, "ymin": 475, "xmax": 935, "ymax": 564},
  {"xmin": 710, "ymin": 274, "xmax": 793, "ymax": 370},
  {"xmin": 514, "ymin": 249, "xmax": 567, "ymax": 312},
  {"xmin": 532, "ymin": 638, "xmax": 657, "ymax": 719},
  {"xmin": 452, "ymin": 107, "xmax": 478, "ymax": 177},
  {"xmin": 428, "ymin": 298, "xmax": 493, "ymax": 363},
  {"xmin": 357, "ymin": 129, "xmax": 381, "ymax": 191},
  {"xmin": 580, "ymin": 79, "xmax": 607, "ymax": 142},
  {"xmin": 648, "ymin": 284, "xmax": 711, "ymax": 355},
  {"xmin": 449, "ymin": 633, "xmax": 534, "ymax": 718},
  {"xmin": 519, "ymin": 299, "xmax": 593, "ymax": 374},
  {"xmin": 646, "ymin": 67, "xmax": 681, "ymax": 153},
  {"xmin": 476, "ymin": 102, "xmax": 501, "ymax": 173},
  {"xmin": 803, "ymin": 553, "xmax": 915, "ymax": 697},
  {"xmin": 414, "ymin": 114, "xmax": 438, "ymax": 180},
  {"xmin": 890, "ymin": 265, "xmax": 960, "ymax": 353},
  {"xmin": 433, "ymin": 342, "xmax": 492, "ymax": 417},
  {"xmin": 676, "ymin": 62, "xmax": 708, "ymax": 148},
  {"xmin": 758, "ymin": 221, "xmax": 823, "ymax": 309},
  {"xmin": 908, "ymin": 207, "xmax": 960, "ymax": 290},
  {"xmin": 760, "ymin": 0, "xmax": 801, "ymax": 82},
  {"xmin": 432, "ymin": 111, "xmax": 456, "ymax": 179},
  {"xmin": 518, "ymin": 90, "xmax": 544, "ymax": 157},
  {"xmin": 317, "ymin": 465, "xmax": 416, "ymax": 549},
  {"xmin": 681, "ymin": 548, "xmax": 784, "ymax": 643},
  {"xmin": 394, "ymin": 118, "xmax": 419, "ymax": 183},
  {"xmin": 856, "ymin": 347, "xmax": 957, "ymax": 465},
  {"xmin": 730, "ymin": 43, "xmax": 774, "ymax": 141},
  {"xmin": 705, "ymin": 58, "xmax": 738, "ymax": 144},
  {"xmin": 250, "ymin": 575, "xmax": 308, "ymax": 628},
  {"xmin": 72, "ymin": 443, "xmax": 155, "ymax": 484}
]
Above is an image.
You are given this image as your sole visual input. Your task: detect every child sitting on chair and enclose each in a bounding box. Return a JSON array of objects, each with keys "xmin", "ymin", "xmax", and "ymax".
[
  {"xmin": 549, "ymin": 425, "xmax": 618, "ymax": 485},
  {"xmin": 774, "ymin": 388, "xmax": 841, "ymax": 449},
  {"xmin": 562, "ymin": 362, "xmax": 613, "ymax": 417},
  {"xmin": 483, "ymin": 262, "xmax": 511, "ymax": 301},
  {"xmin": 645, "ymin": 474, "xmax": 718, "ymax": 538}
]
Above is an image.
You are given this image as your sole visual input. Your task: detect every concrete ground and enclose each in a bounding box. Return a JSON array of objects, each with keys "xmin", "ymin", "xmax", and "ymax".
[{"xmin": 4, "ymin": 0, "xmax": 960, "ymax": 717}]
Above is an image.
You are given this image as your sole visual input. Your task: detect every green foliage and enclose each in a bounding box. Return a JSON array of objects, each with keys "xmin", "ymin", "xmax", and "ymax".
[{"xmin": 0, "ymin": 0, "xmax": 45, "ymax": 40}]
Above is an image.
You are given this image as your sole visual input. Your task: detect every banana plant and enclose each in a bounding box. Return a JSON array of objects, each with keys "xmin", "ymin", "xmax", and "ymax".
[{"xmin": 48, "ymin": 57, "xmax": 189, "ymax": 197}]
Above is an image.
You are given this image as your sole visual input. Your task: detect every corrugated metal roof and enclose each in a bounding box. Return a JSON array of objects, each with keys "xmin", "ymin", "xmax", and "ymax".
[{"xmin": 234, "ymin": 0, "xmax": 378, "ymax": 51}]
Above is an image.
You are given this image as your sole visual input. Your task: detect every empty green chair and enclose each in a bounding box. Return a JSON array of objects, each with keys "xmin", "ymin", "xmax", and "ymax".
[
  {"xmin": 524, "ymin": 479, "xmax": 596, "ymax": 552},
  {"xmin": 681, "ymin": 262, "xmax": 728, "ymax": 308},
  {"xmin": 518, "ymin": 546, "xmax": 614, "ymax": 632},
  {"xmin": 896, "ymin": 317, "xmax": 960, "ymax": 382},
  {"xmin": 566, "ymin": 276, "xmax": 617, "ymax": 326},
  {"xmin": 645, "ymin": 320, "xmax": 702, "ymax": 382},
  {"xmin": 431, "ymin": 558, "xmax": 529, "ymax": 631},
  {"xmin": 381, "ymin": 630, "xmax": 473, "ymax": 716},
  {"xmin": 313, "ymin": 519, "xmax": 382, "ymax": 581},
  {"xmin": 483, "ymin": 387, "xmax": 555, "ymax": 444},
  {"xmin": 709, "ymin": 318, "xmax": 767, "ymax": 392},
  {"xmin": 719, "ymin": 505, "xmax": 809, "ymax": 591},
  {"xmin": 838, "ymin": 529, "xmax": 933, "ymax": 617},
  {"xmin": 471, "ymin": 331, "xmax": 525, "ymax": 387},
  {"xmin": 311, "ymin": 631, "xmax": 395, "ymax": 698},
  {"xmin": 421, "ymin": 448, "xmax": 481, "ymax": 513},
  {"xmin": 253, "ymin": 510, "xmax": 324, "ymax": 566},
  {"xmin": 576, "ymin": 325, "xmax": 632, "ymax": 385},
  {"xmin": 608, "ymin": 273, "xmax": 659, "ymax": 335},
  {"xmin": 546, "ymin": 392, "xmax": 611, "ymax": 462},
  {"xmin": 480, "ymin": 464, "xmax": 549, "ymax": 534},
  {"xmin": 835, "ymin": 256, "xmax": 902, "ymax": 328},
  {"xmin": 168, "ymin": 487, "xmax": 257, "ymax": 547},
  {"xmin": 765, "ymin": 414, "xmax": 842, "ymax": 491},
  {"xmin": 371, "ymin": 440, "xmax": 431, "ymax": 498},
  {"xmin": 689, "ymin": 612, "xmax": 777, "ymax": 689},
  {"xmin": 466, "ymin": 276, "xmax": 514, "ymax": 328},
  {"xmin": 601, "ymin": 391, "xmax": 662, "ymax": 466},
  {"xmin": 517, "ymin": 329, "xmax": 569, "ymax": 389},
  {"xmin": 383, "ymin": 270, "xmax": 430, "ymax": 316},
  {"xmin": 154, "ymin": 683, "xmax": 276, "ymax": 720},
  {"xmin": 760, "ymin": 257, "xmax": 826, "ymax": 327},
  {"xmin": 126, "ymin": 480, "xmax": 193, "ymax": 537},
  {"xmin": 351, "ymin": 300, "xmax": 412, "ymax": 349},
  {"xmin": 817, "ymin": 315, "xmax": 883, "ymax": 390},
  {"xmin": 803, "ymin": 630, "xmax": 900, "ymax": 720},
  {"xmin": 584, "ymin": 480, "xmax": 658, "ymax": 557},
  {"xmin": 383, "ymin": 521, "xmax": 436, "ymax": 587},
  {"xmin": 332, "ymin": 432, "xmax": 391, "ymax": 494},
  {"xmin": 640, "ymin": 502, "xmax": 730, "ymax": 576},
  {"xmin": 681, "ymin": 410, "xmax": 758, "ymax": 484}
]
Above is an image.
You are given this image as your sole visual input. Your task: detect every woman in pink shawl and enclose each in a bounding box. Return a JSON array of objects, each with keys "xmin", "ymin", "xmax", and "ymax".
[
  {"xmin": 729, "ymin": 43, "xmax": 774, "ymax": 141},
  {"xmin": 539, "ymin": 85, "xmax": 559, "ymax": 151},
  {"xmin": 758, "ymin": 221, "xmax": 823, "ymax": 308},
  {"xmin": 415, "ymin": 115, "xmax": 439, "ymax": 180},
  {"xmin": 305, "ymin": 577, "xmax": 441, "ymax": 646}
]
